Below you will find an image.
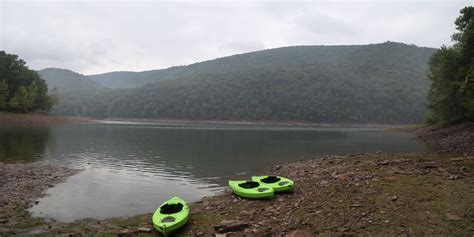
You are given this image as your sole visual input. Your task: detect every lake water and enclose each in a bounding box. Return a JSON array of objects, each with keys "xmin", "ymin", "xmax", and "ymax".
[{"xmin": 0, "ymin": 122, "xmax": 429, "ymax": 222}]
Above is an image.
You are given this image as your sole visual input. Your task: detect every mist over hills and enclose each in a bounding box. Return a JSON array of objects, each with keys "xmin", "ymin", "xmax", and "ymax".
[
  {"xmin": 38, "ymin": 68, "xmax": 101, "ymax": 91},
  {"xmin": 40, "ymin": 42, "xmax": 436, "ymax": 124}
]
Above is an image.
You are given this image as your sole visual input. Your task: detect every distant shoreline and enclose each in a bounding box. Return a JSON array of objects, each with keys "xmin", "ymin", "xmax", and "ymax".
[
  {"xmin": 0, "ymin": 111, "xmax": 92, "ymax": 127},
  {"xmin": 96, "ymin": 117, "xmax": 405, "ymax": 129},
  {"xmin": 0, "ymin": 111, "xmax": 419, "ymax": 129}
]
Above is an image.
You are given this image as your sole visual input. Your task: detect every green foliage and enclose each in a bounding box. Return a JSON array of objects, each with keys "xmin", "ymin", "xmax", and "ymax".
[
  {"xmin": 427, "ymin": 6, "xmax": 474, "ymax": 123},
  {"xmin": 0, "ymin": 51, "xmax": 55, "ymax": 112},
  {"xmin": 9, "ymin": 86, "xmax": 32, "ymax": 112},
  {"xmin": 426, "ymin": 47, "xmax": 463, "ymax": 123},
  {"xmin": 0, "ymin": 80, "xmax": 8, "ymax": 109},
  {"xmin": 53, "ymin": 42, "xmax": 435, "ymax": 124}
]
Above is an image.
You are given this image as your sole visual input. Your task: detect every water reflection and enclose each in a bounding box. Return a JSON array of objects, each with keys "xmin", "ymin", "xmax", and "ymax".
[{"xmin": 0, "ymin": 127, "xmax": 53, "ymax": 161}]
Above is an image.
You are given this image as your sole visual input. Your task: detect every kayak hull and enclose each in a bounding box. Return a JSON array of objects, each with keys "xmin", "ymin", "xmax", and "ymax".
[
  {"xmin": 228, "ymin": 180, "xmax": 274, "ymax": 199},
  {"xmin": 251, "ymin": 176, "xmax": 294, "ymax": 192},
  {"xmin": 152, "ymin": 196, "xmax": 189, "ymax": 236}
]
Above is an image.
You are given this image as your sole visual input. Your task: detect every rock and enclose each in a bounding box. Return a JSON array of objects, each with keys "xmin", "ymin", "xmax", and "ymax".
[
  {"xmin": 117, "ymin": 229, "xmax": 138, "ymax": 237},
  {"xmin": 0, "ymin": 218, "xmax": 7, "ymax": 224},
  {"xmin": 138, "ymin": 227, "xmax": 151, "ymax": 233},
  {"xmin": 319, "ymin": 180, "xmax": 329, "ymax": 185},
  {"xmin": 338, "ymin": 174, "xmax": 350, "ymax": 182},
  {"xmin": 446, "ymin": 175, "xmax": 459, "ymax": 180},
  {"xmin": 239, "ymin": 210, "xmax": 253, "ymax": 216},
  {"xmin": 445, "ymin": 213, "xmax": 462, "ymax": 221},
  {"xmin": 391, "ymin": 196, "xmax": 398, "ymax": 201},
  {"xmin": 422, "ymin": 162, "xmax": 438, "ymax": 169},
  {"xmin": 232, "ymin": 198, "xmax": 240, "ymax": 203},
  {"xmin": 376, "ymin": 160, "xmax": 389, "ymax": 165},
  {"xmin": 195, "ymin": 231, "xmax": 205, "ymax": 236},
  {"xmin": 214, "ymin": 220, "xmax": 249, "ymax": 233},
  {"xmin": 285, "ymin": 229, "xmax": 314, "ymax": 237}
]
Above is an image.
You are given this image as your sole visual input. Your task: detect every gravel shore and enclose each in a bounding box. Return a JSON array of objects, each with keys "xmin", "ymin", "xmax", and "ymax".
[{"xmin": 0, "ymin": 162, "xmax": 80, "ymax": 236}]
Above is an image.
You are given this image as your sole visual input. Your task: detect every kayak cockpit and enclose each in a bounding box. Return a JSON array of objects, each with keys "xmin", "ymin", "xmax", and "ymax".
[
  {"xmin": 160, "ymin": 203, "xmax": 183, "ymax": 214},
  {"xmin": 260, "ymin": 176, "xmax": 281, "ymax": 184},
  {"xmin": 238, "ymin": 181, "xmax": 260, "ymax": 189}
]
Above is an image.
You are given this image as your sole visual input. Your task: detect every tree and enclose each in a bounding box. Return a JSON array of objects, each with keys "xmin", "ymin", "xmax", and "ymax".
[
  {"xmin": 426, "ymin": 6, "xmax": 474, "ymax": 123},
  {"xmin": 426, "ymin": 47, "xmax": 463, "ymax": 122},
  {"xmin": 9, "ymin": 86, "xmax": 32, "ymax": 112},
  {"xmin": 454, "ymin": 7, "xmax": 474, "ymax": 120},
  {"xmin": 0, "ymin": 51, "xmax": 55, "ymax": 112},
  {"xmin": 0, "ymin": 80, "xmax": 8, "ymax": 109}
]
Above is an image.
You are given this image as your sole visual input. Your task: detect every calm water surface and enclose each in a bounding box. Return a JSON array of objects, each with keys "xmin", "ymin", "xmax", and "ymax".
[{"xmin": 0, "ymin": 122, "xmax": 429, "ymax": 221}]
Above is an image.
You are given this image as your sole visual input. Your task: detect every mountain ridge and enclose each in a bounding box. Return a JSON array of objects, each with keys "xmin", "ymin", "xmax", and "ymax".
[{"xmin": 49, "ymin": 42, "xmax": 437, "ymax": 124}]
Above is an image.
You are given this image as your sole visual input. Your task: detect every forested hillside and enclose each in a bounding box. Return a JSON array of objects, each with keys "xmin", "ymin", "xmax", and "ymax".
[
  {"xmin": 88, "ymin": 71, "xmax": 143, "ymax": 89},
  {"xmin": 38, "ymin": 68, "xmax": 101, "ymax": 91},
  {"xmin": 52, "ymin": 42, "xmax": 436, "ymax": 124},
  {"xmin": 87, "ymin": 42, "xmax": 435, "ymax": 90}
]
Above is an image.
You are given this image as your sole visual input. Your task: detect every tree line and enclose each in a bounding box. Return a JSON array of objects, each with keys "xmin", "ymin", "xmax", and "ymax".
[
  {"xmin": 426, "ymin": 6, "xmax": 474, "ymax": 123},
  {"xmin": 0, "ymin": 51, "xmax": 56, "ymax": 113}
]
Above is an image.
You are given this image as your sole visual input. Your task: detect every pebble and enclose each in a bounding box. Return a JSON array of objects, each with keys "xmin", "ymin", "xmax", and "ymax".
[
  {"xmin": 117, "ymin": 229, "xmax": 137, "ymax": 237},
  {"xmin": 445, "ymin": 213, "xmax": 462, "ymax": 221},
  {"xmin": 138, "ymin": 227, "xmax": 151, "ymax": 233}
]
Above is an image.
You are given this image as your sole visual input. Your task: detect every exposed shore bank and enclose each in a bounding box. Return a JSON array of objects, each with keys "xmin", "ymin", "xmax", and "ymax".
[
  {"xmin": 0, "ymin": 112, "xmax": 91, "ymax": 127},
  {"xmin": 413, "ymin": 122, "xmax": 474, "ymax": 156},
  {"xmin": 0, "ymin": 163, "xmax": 80, "ymax": 236}
]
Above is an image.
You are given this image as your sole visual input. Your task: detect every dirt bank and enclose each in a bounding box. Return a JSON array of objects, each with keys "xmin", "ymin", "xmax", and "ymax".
[
  {"xmin": 2, "ymin": 153, "xmax": 472, "ymax": 236},
  {"xmin": 0, "ymin": 112, "xmax": 91, "ymax": 127},
  {"xmin": 413, "ymin": 122, "xmax": 474, "ymax": 156}
]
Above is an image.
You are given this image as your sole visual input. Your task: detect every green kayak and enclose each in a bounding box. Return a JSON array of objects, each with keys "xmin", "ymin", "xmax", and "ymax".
[
  {"xmin": 252, "ymin": 175, "xmax": 294, "ymax": 192},
  {"xmin": 152, "ymin": 196, "xmax": 189, "ymax": 236},
  {"xmin": 228, "ymin": 180, "xmax": 274, "ymax": 199}
]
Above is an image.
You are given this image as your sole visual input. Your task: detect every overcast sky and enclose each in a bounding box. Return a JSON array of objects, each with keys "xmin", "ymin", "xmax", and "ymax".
[{"xmin": 0, "ymin": 0, "xmax": 471, "ymax": 75}]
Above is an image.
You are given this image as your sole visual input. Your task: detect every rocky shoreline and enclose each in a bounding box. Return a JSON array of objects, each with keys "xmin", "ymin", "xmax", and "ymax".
[
  {"xmin": 0, "ymin": 162, "xmax": 80, "ymax": 236},
  {"xmin": 0, "ymin": 152, "xmax": 472, "ymax": 236},
  {"xmin": 413, "ymin": 122, "xmax": 474, "ymax": 156}
]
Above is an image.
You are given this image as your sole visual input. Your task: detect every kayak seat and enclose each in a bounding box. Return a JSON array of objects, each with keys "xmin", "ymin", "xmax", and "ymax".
[
  {"xmin": 279, "ymin": 181, "xmax": 290, "ymax": 186},
  {"xmin": 261, "ymin": 176, "xmax": 281, "ymax": 184},
  {"xmin": 160, "ymin": 203, "xmax": 183, "ymax": 214},
  {"xmin": 258, "ymin": 188, "xmax": 270, "ymax": 192},
  {"xmin": 238, "ymin": 181, "xmax": 260, "ymax": 189},
  {"xmin": 161, "ymin": 216, "xmax": 176, "ymax": 223}
]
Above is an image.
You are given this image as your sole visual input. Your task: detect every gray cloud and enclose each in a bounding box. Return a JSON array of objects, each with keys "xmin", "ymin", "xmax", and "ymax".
[{"xmin": 0, "ymin": 0, "xmax": 470, "ymax": 74}]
